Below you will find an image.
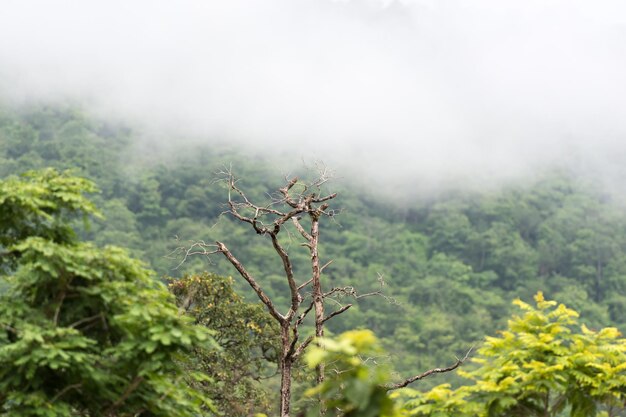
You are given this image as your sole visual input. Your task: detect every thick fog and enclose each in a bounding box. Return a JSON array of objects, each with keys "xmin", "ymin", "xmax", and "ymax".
[{"xmin": 1, "ymin": 0, "xmax": 626, "ymax": 192}]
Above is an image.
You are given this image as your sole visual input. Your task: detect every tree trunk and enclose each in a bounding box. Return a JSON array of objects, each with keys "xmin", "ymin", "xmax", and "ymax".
[
  {"xmin": 279, "ymin": 325, "xmax": 293, "ymax": 417},
  {"xmin": 310, "ymin": 216, "xmax": 325, "ymax": 385}
]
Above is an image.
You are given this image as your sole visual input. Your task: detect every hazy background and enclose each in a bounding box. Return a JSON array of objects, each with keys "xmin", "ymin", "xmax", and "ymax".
[{"xmin": 1, "ymin": 0, "xmax": 625, "ymax": 193}]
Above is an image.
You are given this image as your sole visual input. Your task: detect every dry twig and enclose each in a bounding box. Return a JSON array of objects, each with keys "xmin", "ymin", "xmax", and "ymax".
[{"xmin": 384, "ymin": 347, "xmax": 474, "ymax": 390}]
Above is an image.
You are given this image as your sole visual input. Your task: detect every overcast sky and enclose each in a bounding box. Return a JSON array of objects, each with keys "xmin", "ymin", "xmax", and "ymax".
[{"xmin": 1, "ymin": 0, "xmax": 625, "ymax": 192}]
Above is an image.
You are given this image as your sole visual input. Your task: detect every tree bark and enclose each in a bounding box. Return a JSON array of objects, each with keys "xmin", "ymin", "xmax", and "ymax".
[
  {"xmin": 310, "ymin": 216, "xmax": 325, "ymax": 385},
  {"xmin": 280, "ymin": 324, "xmax": 293, "ymax": 417}
]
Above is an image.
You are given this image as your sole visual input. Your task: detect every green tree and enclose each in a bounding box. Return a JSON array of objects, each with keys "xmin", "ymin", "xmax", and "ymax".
[
  {"xmin": 0, "ymin": 169, "xmax": 215, "ymax": 416},
  {"xmin": 169, "ymin": 272, "xmax": 280, "ymax": 417},
  {"xmin": 306, "ymin": 293, "xmax": 626, "ymax": 417},
  {"xmin": 404, "ymin": 292, "xmax": 626, "ymax": 417}
]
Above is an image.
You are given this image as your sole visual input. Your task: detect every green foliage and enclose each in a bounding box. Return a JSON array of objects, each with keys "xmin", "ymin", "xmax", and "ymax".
[
  {"xmin": 169, "ymin": 272, "xmax": 280, "ymax": 417},
  {"xmin": 0, "ymin": 169, "xmax": 216, "ymax": 416},
  {"xmin": 305, "ymin": 330, "xmax": 401, "ymax": 417},
  {"xmin": 308, "ymin": 295, "xmax": 626, "ymax": 417},
  {"xmin": 403, "ymin": 293, "xmax": 626, "ymax": 417},
  {"xmin": 0, "ymin": 169, "xmax": 99, "ymax": 271},
  {"xmin": 400, "ymin": 384, "xmax": 477, "ymax": 417}
]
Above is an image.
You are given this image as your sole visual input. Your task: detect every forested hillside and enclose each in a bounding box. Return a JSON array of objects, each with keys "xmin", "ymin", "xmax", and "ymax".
[{"xmin": 2, "ymin": 102, "xmax": 626, "ymax": 392}]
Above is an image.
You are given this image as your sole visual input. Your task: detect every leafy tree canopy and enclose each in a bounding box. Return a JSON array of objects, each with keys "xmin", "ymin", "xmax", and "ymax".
[
  {"xmin": 306, "ymin": 293, "xmax": 626, "ymax": 417},
  {"xmin": 0, "ymin": 169, "xmax": 216, "ymax": 416},
  {"xmin": 169, "ymin": 272, "xmax": 280, "ymax": 417},
  {"xmin": 403, "ymin": 292, "xmax": 626, "ymax": 417}
]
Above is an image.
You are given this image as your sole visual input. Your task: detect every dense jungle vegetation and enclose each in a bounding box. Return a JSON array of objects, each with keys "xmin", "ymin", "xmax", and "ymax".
[{"xmin": 3, "ymin": 102, "xmax": 626, "ymax": 416}]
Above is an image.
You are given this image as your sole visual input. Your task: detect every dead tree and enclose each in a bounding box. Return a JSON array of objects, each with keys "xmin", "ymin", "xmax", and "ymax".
[
  {"xmin": 176, "ymin": 167, "xmax": 469, "ymax": 417},
  {"xmin": 177, "ymin": 167, "xmax": 347, "ymax": 417}
]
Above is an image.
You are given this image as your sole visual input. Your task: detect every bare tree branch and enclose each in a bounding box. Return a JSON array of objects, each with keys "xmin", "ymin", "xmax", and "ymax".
[
  {"xmin": 321, "ymin": 304, "xmax": 352, "ymax": 325},
  {"xmin": 312, "ymin": 193, "xmax": 337, "ymax": 203},
  {"xmin": 287, "ymin": 303, "xmax": 314, "ymax": 358},
  {"xmin": 323, "ymin": 273, "xmax": 399, "ymax": 305},
  {"xmin": 297, "ymin": 278, "xmax": 314, "ymax": 291},
  {"xmin": 269, "ymin": 233, "xmax": 302, "ymax": 319},
  {"xmin": 216, "ymin": 241, "xmax": 286, "ymax": 324},
  {"xmin": 279, "ymin": 177, "xmax": 299, "ymax": 208},
  {"xmin": 293, "ymin": 335, "xmax": 314, "ymax": 360},
  {"xmin": 384, "ymin": 347, "xmax": 474, "ymax": 391},
  {"xmin": 320, "ymin": 260, "xmax": 333, "ymax": 273},
  {"xmin": 165, "ymin": 238, "xmax": 220, "ymax": 270},
  {"xmin": 291, "ymin": 217, "xmax": 312, "ymax": 241}
]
